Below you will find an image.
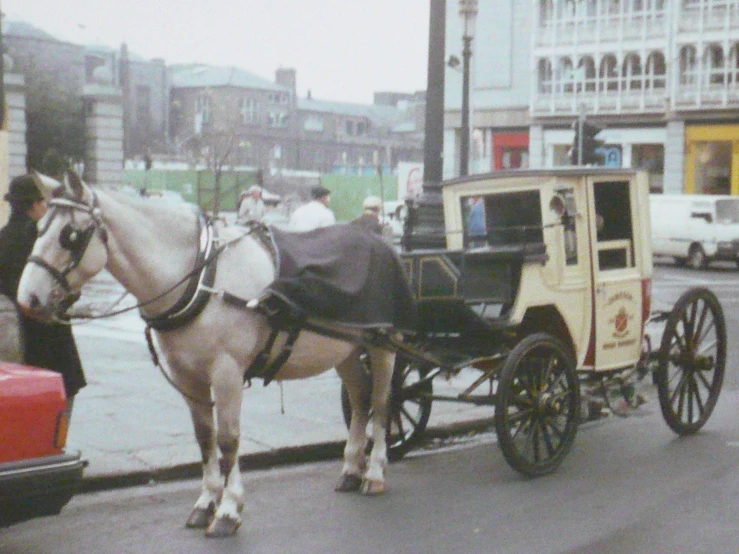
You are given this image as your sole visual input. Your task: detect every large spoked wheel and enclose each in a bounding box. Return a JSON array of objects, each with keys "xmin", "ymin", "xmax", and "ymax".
[
  {"xmin": 655, "ymin": 287, "xmax": 726, "ymax": 436},
  {"xmin": 494, "ymin": 333, "xmax": 580, "ymax": 477},
  {"xmin": 341, "ymin": 354, "xmax": 433, "ymax": 462}
]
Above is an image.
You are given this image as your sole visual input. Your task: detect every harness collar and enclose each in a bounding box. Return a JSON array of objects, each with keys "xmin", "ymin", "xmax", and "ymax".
[{"xmin": 141, "ymin": 213, "xmax": 219, "ymax": 332}]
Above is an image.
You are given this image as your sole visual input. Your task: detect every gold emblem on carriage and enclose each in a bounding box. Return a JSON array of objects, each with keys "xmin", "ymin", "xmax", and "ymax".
[{"xmin": 610, "ymin": 307, "xmax": 632, "ymax": 338}]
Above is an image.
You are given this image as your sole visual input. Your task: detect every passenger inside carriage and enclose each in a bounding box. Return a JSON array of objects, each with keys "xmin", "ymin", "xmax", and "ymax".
[{"xmin": 463, "ymin": 190, "xmax": 544, "ymax": 248}]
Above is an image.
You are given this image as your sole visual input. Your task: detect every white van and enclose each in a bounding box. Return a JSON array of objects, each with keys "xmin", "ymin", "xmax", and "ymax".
[{"xmin": 649, "ymin": 194, "xmax": 739, "ymax": 268}]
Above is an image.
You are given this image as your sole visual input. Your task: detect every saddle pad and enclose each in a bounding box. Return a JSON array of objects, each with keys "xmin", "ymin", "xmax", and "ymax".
[{"xmin": 268, "ymin": 224, "xmax": 417, "ymax": 332}]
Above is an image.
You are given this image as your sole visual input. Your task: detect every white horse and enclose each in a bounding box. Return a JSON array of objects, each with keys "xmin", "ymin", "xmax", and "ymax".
[{"xmin": 16, "ymin": 172, "xmax": 397, "ymax": 537}]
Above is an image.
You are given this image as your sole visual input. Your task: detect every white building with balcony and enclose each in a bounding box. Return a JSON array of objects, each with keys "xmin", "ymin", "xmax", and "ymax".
[{"xmin": 530, "ymin": 0, "xmax": 739, "ymax": 194}]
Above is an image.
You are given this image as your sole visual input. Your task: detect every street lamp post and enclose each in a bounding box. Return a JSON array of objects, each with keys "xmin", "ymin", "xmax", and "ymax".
[{"xmin": 458, "ymin": 0, "xmax": 478, "ymax": 177}]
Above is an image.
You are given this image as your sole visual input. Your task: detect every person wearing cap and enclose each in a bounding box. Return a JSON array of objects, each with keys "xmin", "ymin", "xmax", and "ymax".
[
  {"xmin": 351, "ymin": 195, "xmax": 394, "ymax": 245},
  {"xmin": 237, "ymin": 184, "xmax": 265, "ymax": 225},
  {"xmin": 289, "ymin": 184, "xmax": 336, "ymax": 232},
  {"xmin": 0, "ymin": 174, "xmax": 87, "ymax": 411}
]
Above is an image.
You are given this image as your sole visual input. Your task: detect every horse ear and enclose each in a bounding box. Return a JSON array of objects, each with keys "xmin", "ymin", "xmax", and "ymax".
[{"xmin": 66, "ymin": 170, "xmax": 85, "ymax": 199}]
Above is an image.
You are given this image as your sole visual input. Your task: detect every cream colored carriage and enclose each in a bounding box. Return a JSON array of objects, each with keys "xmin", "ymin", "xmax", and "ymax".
[{"xmin": 343, "ymin": 168, "xmax": 726, "ymax": 476}]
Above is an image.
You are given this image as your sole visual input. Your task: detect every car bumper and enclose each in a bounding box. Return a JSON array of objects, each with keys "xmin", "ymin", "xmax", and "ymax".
[{"xmin": 0, "ymin": 451, "xmax": 85, "ymax": 527}]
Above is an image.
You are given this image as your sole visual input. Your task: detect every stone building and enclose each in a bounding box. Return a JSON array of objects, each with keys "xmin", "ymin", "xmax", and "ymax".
[{"xmin": 169, "ymin": 64, "xmax": 424, "ymax": 175}]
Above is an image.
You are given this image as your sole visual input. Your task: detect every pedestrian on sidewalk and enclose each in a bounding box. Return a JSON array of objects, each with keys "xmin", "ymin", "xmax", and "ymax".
[
  {"xmin": 351, "ymin": 195, "xmax": 393, "ymax": 243},
  {"xmin": 0, "ymin": 174, "xmax": 87, "ymax": 413},
  {"xmin": 237, "ymin": 185, "xmax": 266, "ymax": 225},
  {"xmin": 289, "ymin": 184, "xmax": 336, "ymax": 232}
]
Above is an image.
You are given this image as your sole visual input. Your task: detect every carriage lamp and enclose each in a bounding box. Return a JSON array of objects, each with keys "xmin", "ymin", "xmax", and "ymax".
[{"xmin": 458, "ymin": 0, "xmax": 478, "ymax": 176}]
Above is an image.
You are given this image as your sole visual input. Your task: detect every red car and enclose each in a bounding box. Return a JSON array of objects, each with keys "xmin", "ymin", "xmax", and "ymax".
[{"xmin": 0, "ymin": 362, "xmax": 85, "ymax": 527}]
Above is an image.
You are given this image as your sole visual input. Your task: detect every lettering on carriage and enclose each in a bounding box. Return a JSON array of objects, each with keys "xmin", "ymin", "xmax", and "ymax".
[
  {"xmin": 603, "ymin": 338, "xmax": 637, "ymax": 350},
  {"xmin": 605, "ymin": 291, "xmax": 634, "ymax": 306}
]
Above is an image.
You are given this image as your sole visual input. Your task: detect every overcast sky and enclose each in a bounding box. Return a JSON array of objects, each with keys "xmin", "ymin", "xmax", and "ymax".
[{"xmin": 3, "ymin": 0, "xmax": 431, "ymax": 104}]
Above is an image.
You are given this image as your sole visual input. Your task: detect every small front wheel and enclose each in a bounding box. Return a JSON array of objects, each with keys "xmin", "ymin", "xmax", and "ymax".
[
  {"xmin": 495, "ymin": 333, "xmax": 580, "ymax": 477},
  {"xmin": 655, "ymin": 287, "xmax": 726, "ymax": 435}
]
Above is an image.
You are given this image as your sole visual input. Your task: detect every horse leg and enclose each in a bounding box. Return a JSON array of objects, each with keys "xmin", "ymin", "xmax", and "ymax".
[
  {"xmin": 205, "ymin": 361, "xmax": 245, "ymax": 538},
  {"xmin": 183, "ymin": 379, "xmax": 221, "ymax": 529},
  {"xmin": 335, "ymin": 350, "xmax": 371, "ymax": 493},
  {"xmin": 362, "ymin": 347, "xmax": 395, "ymax": 496}
]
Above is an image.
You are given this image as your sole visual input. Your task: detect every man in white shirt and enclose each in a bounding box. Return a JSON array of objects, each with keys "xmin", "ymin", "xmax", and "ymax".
[
  {"xmin": 237, "ymin": 185, "xmax": 266, "ymax": 224},
  {"xmin": 289, "ymin": 185, "xmax": 336, "ymax": 232}
]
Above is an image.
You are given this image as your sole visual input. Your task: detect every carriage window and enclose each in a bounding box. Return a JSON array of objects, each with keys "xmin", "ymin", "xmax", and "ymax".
[
  {"xmin": 559, "ymin": 188, "xmax": 579, "ymax": 266},
  {"xmin": 593, "ymin": 181, "xmax": 634, "ymax": 270},
  {"xmin": 462, "ymin": 191, "xmax": 543, "ymax": 247}
]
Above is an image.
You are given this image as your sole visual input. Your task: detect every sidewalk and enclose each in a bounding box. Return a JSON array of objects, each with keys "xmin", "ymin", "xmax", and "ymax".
[{"xmin": 69, "ymin": 272, "xmax": 496, "ymax": 491}]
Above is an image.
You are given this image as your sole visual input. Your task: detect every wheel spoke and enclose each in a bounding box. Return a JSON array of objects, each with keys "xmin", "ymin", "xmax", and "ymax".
[
  {"xmin": 688, "ymin": 374, "xmax": 705, "ymax": 420},
  {"xmin": 693, "ymin": 300, "xmax": 709, "ymax": 345},
  {"xmin": 695, "ymin": 367, "xmax": 714, "ymax": 391},
  {"xmin": 696, "ymin": 319, "xmax": 717, "ymax": 348}
]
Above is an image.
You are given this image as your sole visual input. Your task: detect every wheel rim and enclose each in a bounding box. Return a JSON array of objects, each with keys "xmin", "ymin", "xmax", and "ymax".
[
  {"xmin": 658, "ymin": 290, "xmax": 725, "ymax": 433},
  {"xmin": 497, "ymin": 339, "xmax": 579, "ymax": 474}
]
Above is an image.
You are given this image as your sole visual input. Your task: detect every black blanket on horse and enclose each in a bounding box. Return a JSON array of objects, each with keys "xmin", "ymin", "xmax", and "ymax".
[{"xmin": 268, "ymin": 225, "xmax": 417, "ymax": 332}]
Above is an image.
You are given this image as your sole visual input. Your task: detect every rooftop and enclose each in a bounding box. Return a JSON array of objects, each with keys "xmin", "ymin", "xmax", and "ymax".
[{"xmin": 169, "ymin": 63, "xmax": 291, "ymax": 93}]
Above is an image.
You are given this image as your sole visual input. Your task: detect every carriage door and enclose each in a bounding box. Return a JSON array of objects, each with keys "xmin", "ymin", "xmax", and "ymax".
[{"xmin": 588, "ymin": 179, "xmax": 643, "ymax": 371}]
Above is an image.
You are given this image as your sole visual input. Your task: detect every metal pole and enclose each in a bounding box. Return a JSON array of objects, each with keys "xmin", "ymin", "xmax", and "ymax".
[
  {"xmin": 422, "ymin": 0, "xmax": 446, "ymax": 189},
  {"xmin": 578, "ymin": 104, "xmax": 586, "ymax": 166},
  {"xmin": 460, "ymin": 35, "xmax": 472, "ymax": 176}
]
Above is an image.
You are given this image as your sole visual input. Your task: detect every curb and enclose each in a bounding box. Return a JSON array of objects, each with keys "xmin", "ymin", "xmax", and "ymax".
[{"xmin": 78, "ymin": 416, "xmax": 496, "ymax": 494}]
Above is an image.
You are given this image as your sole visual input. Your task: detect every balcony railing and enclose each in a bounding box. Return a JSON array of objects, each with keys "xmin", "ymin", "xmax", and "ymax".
[
  {"xmin": 536, "ymin": 12, "xmax": 667, "ymax": 47},
  {"xmin": 532, "ymin": 87, "xmax": 668, "ymax": 116},
  {"xmin": 679, "ymin": 3, "xmax": 739, "ymax": 32}
]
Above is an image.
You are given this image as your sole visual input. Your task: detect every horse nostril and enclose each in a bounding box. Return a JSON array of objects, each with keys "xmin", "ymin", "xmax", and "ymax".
[{"xmin": 29, "ymin": 294, "xmax": 41, "ymax": 309}]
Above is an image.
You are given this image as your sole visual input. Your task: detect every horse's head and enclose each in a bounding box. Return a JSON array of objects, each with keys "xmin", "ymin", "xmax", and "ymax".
[{"xmin": 17, "ymin": 171, "xmax": 109, "ymax": 322}]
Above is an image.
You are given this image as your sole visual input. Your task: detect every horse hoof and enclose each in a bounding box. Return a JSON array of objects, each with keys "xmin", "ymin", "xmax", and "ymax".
[
  {"xmin": 186, "ymin": 503, "xmax": 216, "ymax": 528},
  {"xmin": 361, "ymin": 479, "xmax": 386, "ymax": 496},
  {"xmin": 205, "ymin": 515, "xmax": 241, "ymax": 538},
  {"xmin": 335, "ymin": 473, "xmax": 363, "ymax": 493}
]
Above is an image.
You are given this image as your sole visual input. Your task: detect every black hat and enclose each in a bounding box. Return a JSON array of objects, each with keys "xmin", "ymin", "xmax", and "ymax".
[
  {"xmin": 310, "ymin": 185, "xmax": 331, "ymax": 200},
  {"xmin": 4, "ymin": 175, "xmax": 45, "ymax": 207}
]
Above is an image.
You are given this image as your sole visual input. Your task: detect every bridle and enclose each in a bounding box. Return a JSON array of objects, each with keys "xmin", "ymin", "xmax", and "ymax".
[{"xmin": 27, "ymin": 191, "xmax": 109, "ymax": 312}]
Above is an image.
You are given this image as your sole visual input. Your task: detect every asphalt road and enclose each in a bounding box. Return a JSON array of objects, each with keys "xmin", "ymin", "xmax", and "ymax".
[{"xmin": 2, "ymin": 387, "xmax": 738, "ymax": 554}]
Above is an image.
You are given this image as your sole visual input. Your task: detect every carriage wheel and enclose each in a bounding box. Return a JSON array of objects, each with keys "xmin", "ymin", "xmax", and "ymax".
[
  {"xmin": 494, "ymin": 333, "xmax": 580, "ymax": 477},
  {"xmin": 340, "ymin": 354, "xmax": 433, "ymax": 462},
  {"xmin": 654, "ymin": 287, "xmax": 726, "ymax": 436}
]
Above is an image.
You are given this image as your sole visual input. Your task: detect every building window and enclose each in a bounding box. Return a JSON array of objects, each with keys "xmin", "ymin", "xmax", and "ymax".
[
  {"xmin": 538, "ymin": 58, "xmax": 553, "ymax": 93},
  {"xmin": 623, "ymin": 53, "xmax": 643, "ymax": 91},
  {"xmin": 731, "ymin": 44, "xmax": 739, "ymax": 84},
  {"xmin": 345, "ymin": 121, "xmax": 355, "ymax": 135},
  {"xmin": 705, "ymin": 44, "xmax": 725, "ymax": 86},
  {"xmin": 539, "ymin": 0, "xmax": 554, "ymax": 24},
  {"xmin": 268, "ymin": 111, "xmax": 288, "ymax": 127},
  {"xmin": 268, "ymin": 92, "xmax": 289, "ymax": 104},
  {"xmin": 195, "ymin": 95, "xmax": 212, "ymax": 131},
  {"xmin": 645, "ymin": 51, "xmax": 666, "ymax": 89},
  {"xmin": 679, "ymin": 45, "xmax": 698, "ymax": 86},
  {"xmin": 577, "ymin": 56, "xmax": 596, "ymax": 92},
  {"xmin": 136, "ymin": 85, "xmax": 151, "ymax": 122},
  {"xmin": 303, "ymin": 114, "xmax": 324, "ymax": 132},
  {"xmin": 239, "ymin": 98, "xmax": 257, "ymax": 124},
  {"xmin": 357, "ymin": 122, "xmax": 366, "ymax": 135},
  {"xmin": 599, "ymin": 54, "xmax": 619, "ymax": 91},
  {"xmin": 558, "ymin": 57, "xmax": 574, "ymax": 93}
]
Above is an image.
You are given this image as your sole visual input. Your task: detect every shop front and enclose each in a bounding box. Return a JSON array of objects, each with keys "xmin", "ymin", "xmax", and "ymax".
[
  {"xmin": 685, "ymin": 124, "xmax": 739, "ymax": 195},
  {"xmin": 493, "ymin": 132, "xmax": 529, "ymax": 170}
]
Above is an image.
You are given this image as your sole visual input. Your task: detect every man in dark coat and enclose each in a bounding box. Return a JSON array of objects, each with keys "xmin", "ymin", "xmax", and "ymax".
[{"xmin": 0, "ymin": 174, "xmax": 87, "ymax": 408}]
